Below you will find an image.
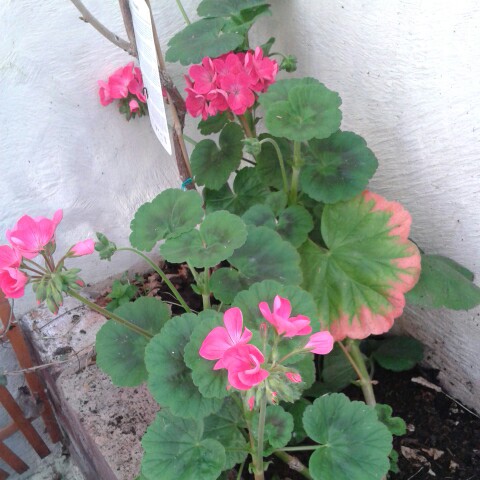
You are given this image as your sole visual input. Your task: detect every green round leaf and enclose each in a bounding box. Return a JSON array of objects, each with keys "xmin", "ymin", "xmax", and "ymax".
[
  {"xmin": 299, "ymin": 191, "xmax": 421, "ymax": 340},
  {"xmin": 191, "ymin": 123, "xmax": 244, "ymax": 190},
  {"xmin": 199, "ymin": 112, "xmax": 229, "ymax": 135},
  {"xmin": 284, "ymin": 398, "xmax": 311, "ymax": 445},
  {"xmin": 242, "ymin": 204, "xmax": 276, "ymax": 229},
  {"xmin": 96, "ymin": 297, "xmax": 171, "ymax": 387},
  {"xmin": 204, "ymin": 167, "xmax": 270, "ymax": 215},
  {"xmin": 375, "ymin": 404, "xmax": 407, "ymax": 437},
  {"xmin": 252, "ymin": 405, "xmax": 293, "ymax": 455},
  {"xmin": 406, "ymin": 254, "xmax": 480, "ymax": 309},
  {"xmin": 141, "ymin": 410, "xmax": 225, "ymax": 480},
  {"xmin": 166, "ymin": 18, "xmax": 243, "ymax": 65},
  {"xmin": 130, "ymin": 189, "xmax": 204, "ymax": 251},
  {"xmin": 210, "ymin": 268, "xmax": 250, "ymax": 304},
  {"xmin": 372, "ymin": 336, "xmax": 424, "ymax": 372},
  {"xmin": 198, "ymin": 0, "xmax": 268, "ymax": 17},
  {"xmin": 184, "ymin": 311, "xmax": 229, "ymax": 399},
  {"xmin": 229, "ymin": 226, "xmax": 303, "ymax": 288},
  {"xmin": 259, "ymin": 77, "xmax": 320, "ymax": 109},
  {"xmin": 265, "ymin": 191, "xmax": 288, "ymax": 215},
  {"xmin": 232, "ymin": 279, "xmax": 317, "ymax": 332},
  {"xmin": 277, "ymin": 206, "xmax": 314, "ymax": 247},
  {"xmin": 242, "ymin": 205, "xmax": 313, "ymax": 248},
  {"xmin": 261, "ymin": 79, "xmax": 342, "ymax": 142},
  {"xmin": 160, "ymin": 210, "xmax": 247, "ymax": 267},
  {"xmin": 145, "ymin": 314, "xmax": 223, "ymax": 418},
  {"xmin": 300, "ymin": 131, "xmax": 378, "ymax": 204},
  {"xmin": 303, "ymin": 393, "xmax": 392, "ymax": 480},
  {"xmin": 204, "ymin": 398, "xmax": 249, "ymax": 469}
]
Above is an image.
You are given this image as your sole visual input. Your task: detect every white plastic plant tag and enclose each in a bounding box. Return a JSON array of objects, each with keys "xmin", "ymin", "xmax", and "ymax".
[{"xmin": 129, "ymin": 0, "xmax": 172, "ymax": 154}]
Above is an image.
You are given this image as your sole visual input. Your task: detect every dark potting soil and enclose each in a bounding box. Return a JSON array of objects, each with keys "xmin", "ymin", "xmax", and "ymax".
[{"xmin": 99, "ymin": 262, "xmax": 480, "ymax": 480}]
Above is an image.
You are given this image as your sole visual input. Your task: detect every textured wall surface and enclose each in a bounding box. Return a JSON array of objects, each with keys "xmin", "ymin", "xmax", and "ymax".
[{"xmin": 1, "ymin": 1, "xmax": 479, "ymax": 408}]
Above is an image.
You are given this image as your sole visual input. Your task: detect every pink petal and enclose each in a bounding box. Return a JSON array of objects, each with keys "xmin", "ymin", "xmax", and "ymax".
[
  {"xmin": 273, "ymin": 295, "xmax": 292, "ymax": 319},
  {"xmin": 199, "ymin": 326, "xmax": 232, "ymax": 360},
  {"xmin": 70, "ymin": 239, "xmax": 95, "ymax": 257},
  {"xmin": 223, "ymin": 307, "xmax": 252, "ymax": 344},
  {"xmin": 258, "ymin": 301, "xmax": 273, "ymax": 323},
  {"xmin": 0, "ymin": 245, "xmax": 21, "ymax": 269},
  {"xmin": 0, "ymin": 268, "xmax": 28, "ymax": 299},
  {"xmin": 305, "ymin": 331, "xmax": 334, "ymax": 355}
]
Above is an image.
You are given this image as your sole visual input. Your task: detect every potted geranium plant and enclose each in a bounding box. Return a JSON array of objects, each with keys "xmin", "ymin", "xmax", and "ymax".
[{"xmin": 2, "ymin": 1, "xmax": 480, "ymax": 479}]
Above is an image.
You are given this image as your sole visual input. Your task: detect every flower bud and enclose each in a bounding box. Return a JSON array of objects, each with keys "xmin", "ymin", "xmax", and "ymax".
[
  {"xmin": 280, "ymin": 55, "xmax": 297, "ymax": 73},
  {"xmin": 242, "ymin": 138, "xmax": 262, "ymax": 156},
  {"xmin": 95, "ymin": 233, "xmax": 117, "ymax": 261}
]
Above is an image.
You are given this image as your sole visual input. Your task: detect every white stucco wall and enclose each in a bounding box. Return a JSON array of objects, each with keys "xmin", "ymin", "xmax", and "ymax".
[{"xmin": 1, "ymin": 1, "xmax": 479, "ymax": 407}]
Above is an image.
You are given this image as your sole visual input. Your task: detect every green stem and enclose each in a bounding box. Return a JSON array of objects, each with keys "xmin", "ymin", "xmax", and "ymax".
[
  {"xmin": 238, "ymin": 114, "xmax": 254, "ymax": 138},
  {"xmin": 202, "ymin": 269, "xmax": 211, "ymax": 311},
  {"xmin": 277, "ymin": 348, "xmax": 305, "ymax": 365},
  {"xmin": 40, "ymin": 252, "xmax": 55, "ymax": 272},
  {"xmin": 23, "ymin": 258, "xmax": 48, "ymax": 273},
  {"xmin": 116, "ymin": 248, "xmax": 191, "ymax": 314},
  {"xmin": 67, "ymin": 289, "xmax": 152, "ymax": 339},
  {"xmin": 236, "ymin": 457, "xmax": 246, "ymax": 480},
  {"xmin": 175, "ymin": 0, "xmax": 191, "ymax": 24},
  {"xmin": 275, "ymin": 445, "xmax": 322, "ymax": 452},
  {"xmin": 255, "ymin": 394, "xmax": 267, "ymax": 478},
  {"xmin": 345, "ymin": 339, "xmax": 376, "ymax": 406},
  {"xmin": 167, "ymin": 123, "xmax": 197, "ymax": 146},
  {"xmin": 273, "ymin": 451, "xmax": 313, "ymax": 480},
  {"xmin": 181, "ymin": 133, "xmax": 196, "ymax": 146},
  {"xmin": 21, "ymin": 265, "xmax": 45, "ymax": 276},
  {"xmin": 259, "ymin": 138, "xmax": 288, "ymax": 194},
  {"xmin": 289, "ymin": 141, "xmax": 302, "ymax": 204}
]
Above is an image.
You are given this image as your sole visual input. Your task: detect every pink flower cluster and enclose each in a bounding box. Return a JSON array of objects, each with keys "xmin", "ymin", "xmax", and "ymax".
[
  {"xmin": 98, "ymin": 63, "xmax": 147, "ymax": 115},
  {"xmin": 199, "ymin": 297, "xmax": 334, "ymax": 392},
  {"xmin": 199, "ymin": 307, "xmax": 268, "ymax": 391},
  {"xmin": 185, "ymin": 47, "xmax": 278, "ymax": 119},
  {"xmin": 0, "ymin": 211, "xmax": 94, "ymax": 299}
]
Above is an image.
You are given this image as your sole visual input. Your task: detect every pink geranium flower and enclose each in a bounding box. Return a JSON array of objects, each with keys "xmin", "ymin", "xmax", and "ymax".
[
  {"xmin": 199, "ymin": 307, "xmax": 252, "ymax": 369},
  {"xmin": 221, "ymin": 344, "xmax": 269, "ymax": 391},
  {"xmin": 108, "ymin": 63, "xmax": 135, "ymax": 99},
  {"xmin": 259, "ymin": 296, "xmax": 312, "ymax": 338},
  {"xmin": 305, "ymin": 331, "xmax": 334, "ymax": 355},
  {"xmin": 220, "ymin": 71, "xmax": 255, "ymax": 115},
  {"xmin": 0, "ymin": 245, "xmax": 21, "ymax": 269},
  {"xmin": 70, "ymin": 239, "xmax": 95, "ymax": 257},
  {"xmin": 0, "ymin": 268, "xmax": 28, "ymax": 299},
  {"xmin": 6, "ymin": 210, "xmax": 63, "ymax": 259},
  {"xmin": 188, "ymin": 57, "xmax": 217, "ymax": 95},
  {"xmin": 245, "ymin": 47, "xmax": 278, "ymax": 92},
  {"xmin": 98, "ymin": 80, "xmax": 113, "ymax": 106}
]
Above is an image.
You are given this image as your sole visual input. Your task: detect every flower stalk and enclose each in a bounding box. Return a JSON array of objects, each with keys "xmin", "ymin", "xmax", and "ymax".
[
  {"xmin": 67, "ymin": 288, "xmax": 153, "ymax": 339},
  {"xmin": 289, "ymin": 141, "xmax": 303, "ymax": 204}
]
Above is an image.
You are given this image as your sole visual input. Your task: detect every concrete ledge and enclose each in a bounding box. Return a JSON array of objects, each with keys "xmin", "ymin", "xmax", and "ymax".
[{"xmin": 20, "ymin": 296, "xmax": 158, "ymax": 480}]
